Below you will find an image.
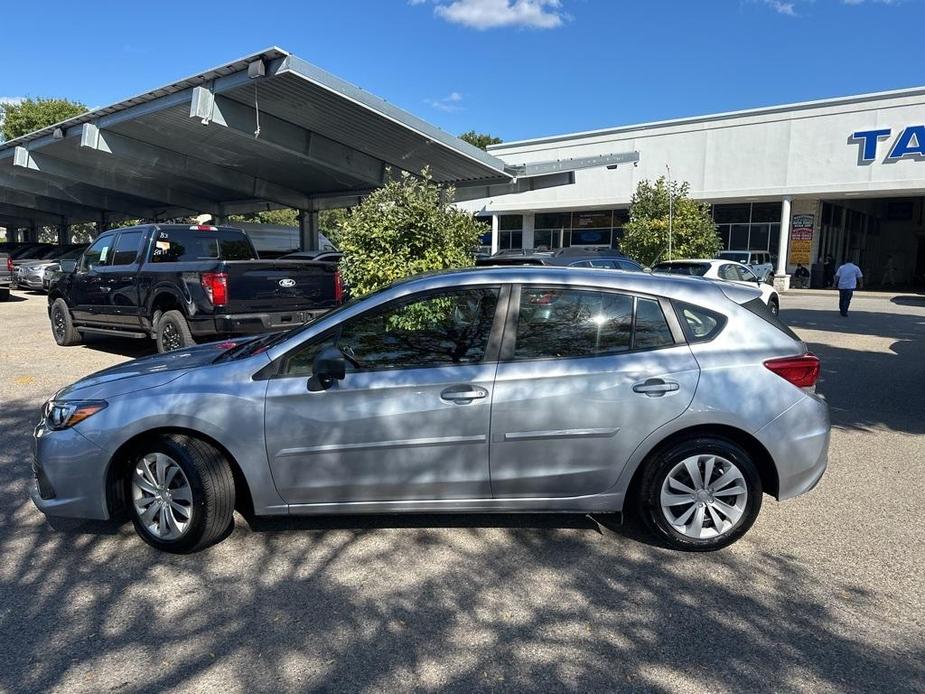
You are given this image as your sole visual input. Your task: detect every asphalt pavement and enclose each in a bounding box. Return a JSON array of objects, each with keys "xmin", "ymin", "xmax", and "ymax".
[{"xmin": 0, "ymin": 288, "xmax": 923, "ymax": 693}]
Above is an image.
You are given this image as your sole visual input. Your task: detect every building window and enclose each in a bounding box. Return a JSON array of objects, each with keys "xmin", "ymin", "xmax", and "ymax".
[
  {"xmin": 499, "ymin": 214, "xmax": 523, "ymax": 231},
  {"xmin": 712, "ymin": 202, "xmax": 782, "ymax": 253}
]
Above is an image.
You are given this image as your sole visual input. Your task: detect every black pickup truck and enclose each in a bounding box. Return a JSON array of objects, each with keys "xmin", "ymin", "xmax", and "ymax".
[{"xmin": 48, "ymin": 224, "xmax": 342, "ymax": 352}]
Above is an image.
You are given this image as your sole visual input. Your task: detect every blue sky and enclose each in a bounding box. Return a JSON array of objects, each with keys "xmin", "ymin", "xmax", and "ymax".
[{"xmin": 2, "ymin": 0, "xmax": 923, "ymax": 143}]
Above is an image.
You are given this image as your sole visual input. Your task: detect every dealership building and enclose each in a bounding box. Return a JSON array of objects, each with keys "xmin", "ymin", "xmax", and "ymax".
[{"xmin": 460, "ymin": 87, "xmax": 925, "ymax": 288}]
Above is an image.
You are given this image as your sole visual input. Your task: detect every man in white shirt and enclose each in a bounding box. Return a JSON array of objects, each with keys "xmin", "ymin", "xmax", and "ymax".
[{"xmin": 834, "ymin": 261, "xmax": 863, "ymax": 316}]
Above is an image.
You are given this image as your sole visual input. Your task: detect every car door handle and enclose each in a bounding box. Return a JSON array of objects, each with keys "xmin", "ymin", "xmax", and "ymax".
[
  {"xmin": 440, "ymin": 385, "xmax": 488, "ymax": 402},
  {"xmin": 633, "ymin": 378, "xmax": 680, "ymax": 397}
]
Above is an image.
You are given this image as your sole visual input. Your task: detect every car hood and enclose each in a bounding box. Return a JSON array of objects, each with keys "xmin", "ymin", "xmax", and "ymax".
[{"xmin": 56, "ymin": 338, "xmax": 257, "ymax": 400}]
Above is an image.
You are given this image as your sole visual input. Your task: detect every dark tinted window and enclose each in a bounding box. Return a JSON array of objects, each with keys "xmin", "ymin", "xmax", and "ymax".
[
  {"xmin": 150, "ymin": 229, "xmax": 256, "ymax": 263},
  {"xmin": 634, "ymin": 298, "xmax": 674, "ymax": 349},
  {"xmin": 674, "ymin": 301, "xmax": 727, "ymax": 342},
  {"xmin": 515, "ymin": 288, "xmax": 633, "ymax": 359},
  {"xmin": 111, "ymin": 231, "xmax": 146, "ymax": 266},
  {"xmin": 283, "ymin": 288, "xmax": 500, "ymax": 375},
  {"xmin": 80, "ymin": 236, "xmax": 114, "ymax": 271},
  {"xmin": 615, "ymin": 259, "xmax": 642, "ymax": 272},
  {"xmin": 654, "ymin": 262, "xmax": 710, "ymax": 276}
]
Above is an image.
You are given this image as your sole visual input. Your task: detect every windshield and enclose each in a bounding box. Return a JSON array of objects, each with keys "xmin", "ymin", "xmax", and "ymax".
[
  {"xmin": 653, "ymin": 262, "xmax": 710, "ymax": 276},
  {"xmin": 718, "ymin": 252, "xmax": 750, "ymax": 263}
]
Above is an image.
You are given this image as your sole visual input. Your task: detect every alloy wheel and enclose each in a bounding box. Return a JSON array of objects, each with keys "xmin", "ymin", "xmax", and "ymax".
[
  {"xmin": 52, "ymin": 308, "xmax": 66, "ymax": 339},
  {"xmin": 162, "ymin": 322, "xmax": 181, "ymax": 351},
  {"xmin": 659, "ymin": 454, "xmax": 748, "ymax": 539},
  {"xmin": 131, "ymin": 453, "xmax": 194, "ymax": 541}
]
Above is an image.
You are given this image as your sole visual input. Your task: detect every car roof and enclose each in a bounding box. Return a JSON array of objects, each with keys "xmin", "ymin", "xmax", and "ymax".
[{"xmin": 392, "ymin": 265, "xmax": 736, "ymax": 306}]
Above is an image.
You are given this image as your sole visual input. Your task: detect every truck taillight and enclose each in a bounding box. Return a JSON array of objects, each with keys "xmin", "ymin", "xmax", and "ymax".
[
  {"xmin": 764, "ymin": 353, "xmax": 820, "ymax": 389},
  {"xmin": 201, "ymin": 272, "xmax": 228, "ymax": 306},
  {"xmin": 334, "ymin": 269, "xmax": 344, "ymax": 304}
]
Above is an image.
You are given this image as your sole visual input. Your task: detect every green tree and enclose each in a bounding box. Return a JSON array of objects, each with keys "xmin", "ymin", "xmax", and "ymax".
[
  {"xmin": 0, "ymin": 97, "xmax": 87, "ymax": 141},
  {"xmin": 336, "ymin": 168, "xmax": 482, "ymax": 297},
  {"xmin": 622, "ymin": 177, "xmax": 720, "ymax": 267},
  {"xmin": 458, "ymin": 130, "xmax": 502, "ymax": 150}
]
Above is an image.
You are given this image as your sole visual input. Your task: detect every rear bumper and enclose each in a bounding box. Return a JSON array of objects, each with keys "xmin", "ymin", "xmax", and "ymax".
[
  {"xmin": 755, "ymin": 393, "xmax": 830, "ymax": 501},
  {"xmin": 188, "ymin": 308, "xmax": 332, "ymax": 337}
]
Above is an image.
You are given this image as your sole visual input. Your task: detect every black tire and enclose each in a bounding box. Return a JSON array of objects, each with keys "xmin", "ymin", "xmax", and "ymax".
[
  {"xmin": 50, "ymin": 298, "xmax": 82, "ymax": 346},
  {"xmin": 636, "ymin": 436, "xmax": 762, "ymax": 551},
  {"xmin": 128, "ymin": 434, "xmax": 235, "ymax": 553},
  {"xmin": 155, "ymin": 309, "xmax": 194, "ymax": 353},
  {"xmin": 768, "ymin": 297, "xmax": 780, "ymax": 317}
]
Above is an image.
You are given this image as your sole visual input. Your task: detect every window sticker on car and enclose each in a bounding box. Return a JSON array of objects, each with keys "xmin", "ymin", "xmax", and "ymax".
[
  {"xmin": 99, "ymin": 246, "xmax": 110, "ymax": 262},
  {"xmin": 154, "ymin": 240, "xmax": 171, "ymax": 256}
]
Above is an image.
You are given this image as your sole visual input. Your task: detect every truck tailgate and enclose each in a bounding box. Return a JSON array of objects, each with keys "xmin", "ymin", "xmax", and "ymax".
[{"xmin": 223, "ymin": 260, "xmax": 338, "ymax": 312}]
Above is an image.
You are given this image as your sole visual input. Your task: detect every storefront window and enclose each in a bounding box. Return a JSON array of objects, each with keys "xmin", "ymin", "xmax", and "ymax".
[
  {"xmin": 714, "ymin": 204, "xmax": 750, "ymax": 224},
  {"xmin": 499, "ymin": 214, "xmax": 523, "ymax": 231},
  {"xmin": 572, "ymin": 211, "xmax": 612, "ymax": 229}
]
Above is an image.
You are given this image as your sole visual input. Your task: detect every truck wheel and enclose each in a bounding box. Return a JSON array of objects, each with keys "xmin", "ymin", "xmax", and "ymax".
[
  {"xmin": 128, "ymin": 434, "xmax": 235, "ymax": 553},
  {"xmin": 155, "ymin": 310, "xmax": 194, "ymax": 353},
  {"xmin": 50, "ymin": 298, "xmax": 82, "ymax": 346}
]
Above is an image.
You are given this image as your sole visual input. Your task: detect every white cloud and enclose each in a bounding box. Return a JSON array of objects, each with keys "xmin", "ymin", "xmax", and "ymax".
[
  {"xmin": 762, "ymin": 0, "xmax": 798, "ymax": 15},
  {"xmin": 0, "ymin": 96, "xmax": 24, "ymax": 106},
  {"xmin": 431, "ymin": 0, "xmax": 567, "ymax": 30},
  {"xmin": 426, "ymin": 91, "xmax": 464, "ymax": 112}
]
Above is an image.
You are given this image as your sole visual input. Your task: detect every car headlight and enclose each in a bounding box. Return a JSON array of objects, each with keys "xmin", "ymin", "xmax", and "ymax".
[{"xmin": 43, "ymin": 400, "xmax": 108, "ymax": 430}]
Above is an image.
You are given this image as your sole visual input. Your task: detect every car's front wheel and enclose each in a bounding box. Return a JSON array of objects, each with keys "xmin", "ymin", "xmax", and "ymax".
[
  {"xmin": 50, "ymin": 298, "xmax": 82, "ymax": 346},
  {"xmin": 636, "ymin": 437, "xmax": 762, "ymax": 551},
  {"xmin": 128, "ymin": 434, "xmax": 235, "ymax": 553},
  {"xmin": 768, "ymin": 296, "xmax": 780, "ymax": 316}
]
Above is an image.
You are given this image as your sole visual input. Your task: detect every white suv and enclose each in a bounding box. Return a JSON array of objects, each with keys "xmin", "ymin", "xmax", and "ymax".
[{"xmin": 717, "ymin": 251, "xmax": 775, "ymax": 283}]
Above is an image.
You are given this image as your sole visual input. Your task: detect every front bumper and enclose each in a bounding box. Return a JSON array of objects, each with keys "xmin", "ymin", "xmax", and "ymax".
[
  {"xmin": 188, "ymin": 308, "xmax": 332, "ymax": 337},
  {"xmin": 13, "ymin": 270, "xmax": 45, "ymax": 290},
  {"xmin": 30, "ymin": 420, "xmax": 110, "ymax": 520},
  {"xmin": 755, "ymin": 393, "xmax": 831, "ymax": 501}
]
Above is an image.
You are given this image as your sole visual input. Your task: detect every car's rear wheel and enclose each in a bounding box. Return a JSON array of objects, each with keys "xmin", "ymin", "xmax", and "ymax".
[
  {"xmin": 636, "ymin": 437, "xmax": 762, "ymax": 551},
  {"xmin": 155, "ymin": 310, "xmax": 194, "ymax": 353},
  {"xmin": 128, "ymin": 434, "xmax": 235, "ymax": 553},
  {"xmin": 50, "ymin": 298, "xmax": 82, "ymax": 346}
]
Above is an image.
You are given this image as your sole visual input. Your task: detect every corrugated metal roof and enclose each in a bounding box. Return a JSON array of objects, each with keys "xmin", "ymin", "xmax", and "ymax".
[{"xmin": 0, "ymin": 47, "xmax": 511, "ymax": 225}]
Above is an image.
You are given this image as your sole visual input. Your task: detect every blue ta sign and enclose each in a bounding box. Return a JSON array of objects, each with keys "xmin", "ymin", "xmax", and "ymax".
[{"xmin": 850, "ymin": 126, "xmax": 925, "ymax": 162}]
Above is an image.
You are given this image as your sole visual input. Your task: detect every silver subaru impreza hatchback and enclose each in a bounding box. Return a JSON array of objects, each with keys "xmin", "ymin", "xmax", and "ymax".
[{"xmin": 31, "ymin": 267, "xmax": 829, "ymax": 553}]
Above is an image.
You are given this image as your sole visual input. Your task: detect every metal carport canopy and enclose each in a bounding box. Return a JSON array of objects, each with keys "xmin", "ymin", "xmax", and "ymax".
[{"xmin": 0, "ymin": 47, "xmax": 517, "ymax": 228}]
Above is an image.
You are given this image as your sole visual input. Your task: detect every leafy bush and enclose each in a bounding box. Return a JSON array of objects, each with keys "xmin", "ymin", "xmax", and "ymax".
[
  {"xmin": 337, "ymin": 169, "xmax": 483, "ymax": 297},
  {"xmin": 622, "ymin": 177, "xmax": 720, "ymax": 267}
]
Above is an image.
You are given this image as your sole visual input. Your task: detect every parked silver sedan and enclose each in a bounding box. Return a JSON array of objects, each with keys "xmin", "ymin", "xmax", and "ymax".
[{"xmin": 31, "ymin": 267, "xmax": 829, "ymax": 553}]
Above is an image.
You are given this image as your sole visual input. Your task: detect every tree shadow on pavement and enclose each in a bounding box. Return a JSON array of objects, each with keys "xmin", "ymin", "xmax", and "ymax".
[
  {"xmin": 782, "ymin": 308, "xmax": 925, "ymax": 434},
  {"xmin": 1, "ymin": 395, "xmax": 923, "ymax": 693}
]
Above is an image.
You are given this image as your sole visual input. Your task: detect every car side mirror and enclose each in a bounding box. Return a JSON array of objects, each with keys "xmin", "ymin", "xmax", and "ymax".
[{"xmin": 308, "ymin": 346, "xmax": 347, "ymax": 391}]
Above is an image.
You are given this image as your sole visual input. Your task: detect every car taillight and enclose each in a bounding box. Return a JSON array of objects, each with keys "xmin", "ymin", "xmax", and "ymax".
[
  {"xmin": 334, "ymin": 269, "xmax": 344, "ymax": 304},
  {"xmin": 190, "ymin": 225, "xmax": 218, "ymax": 231},
  {"xmin": 5, "ymin": 257, "xmax": 11, "ymax": 273},
  {"xmin": 201, "ymin": 272, "xmax": 228, "ymax": 306},
  {"xmin": 764, "ymin": 353, "xmax": 820, "ymax": 388}
]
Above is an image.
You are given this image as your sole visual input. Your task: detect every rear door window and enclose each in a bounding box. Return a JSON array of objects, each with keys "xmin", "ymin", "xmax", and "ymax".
[
  {"xmin": 110, "ymin": 230, "xmax": 146, "ymax": 266},
  {"xmin": 512, "ymin": 288, "xmax": 675, "ymax": 359},
  {"xmin": 150, "ymin": 229, "xmax": 257, "ymax": 263}
]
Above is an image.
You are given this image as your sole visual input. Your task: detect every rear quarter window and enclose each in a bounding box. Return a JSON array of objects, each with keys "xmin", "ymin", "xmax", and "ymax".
[{"xmin": 672, "ymin": 301, "xmax": 727, "ymax": 342}]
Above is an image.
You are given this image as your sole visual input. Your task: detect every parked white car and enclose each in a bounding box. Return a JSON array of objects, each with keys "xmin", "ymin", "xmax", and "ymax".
[
  {"xmin": 652, "ymin": 259, "xmax": 781, "ymax": 316},
  {"xmin": 716, "ymin": 251, "xmax": 775, "ymax": 283}
]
